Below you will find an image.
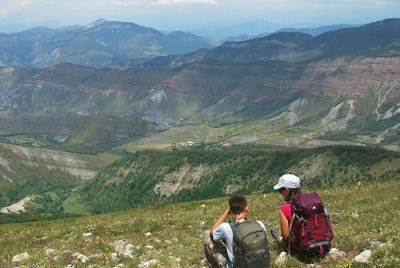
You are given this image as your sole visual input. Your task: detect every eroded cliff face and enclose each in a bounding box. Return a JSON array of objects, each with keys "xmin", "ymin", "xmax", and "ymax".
[
  {"xmin": 0, "ymin": 143, "xmax": 98, "ymax": 181},
  {"xmin": 0, "ymin": 56, "xmax": 399, "ymax": 148},
  {"xmin": 300, "ymin": 57, "xmax": 400, "ymax": 97}
]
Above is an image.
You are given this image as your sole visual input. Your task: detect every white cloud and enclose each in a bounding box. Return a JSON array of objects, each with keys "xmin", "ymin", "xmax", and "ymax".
[
  {"xmin": 0, "ymin": 0, "xmax": 398, "ymax": 33},
  {"xmin": 109, "ymin": 0, "xmax": 148, "ymax": 7},
  {"xmin": 153, "ymin": 0, "xmax": 218, "ymax": 6},
  {"xmin": 0, "ymin": 0, "xmax": 33, "ymax": 18}
]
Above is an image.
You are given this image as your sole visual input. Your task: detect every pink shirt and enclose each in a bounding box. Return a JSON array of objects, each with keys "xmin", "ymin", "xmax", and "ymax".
[
  {"xmin": 280, "ymin": 202, "xmax": 292, "ymax": 221},
  {"xmin": 279, "ymin": 202, "xmax": 302, "ymax": 252}
]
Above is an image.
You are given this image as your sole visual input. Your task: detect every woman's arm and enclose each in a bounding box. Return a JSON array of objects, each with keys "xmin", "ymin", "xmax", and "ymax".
[{"xmin": 279, "ymin": 209, "xmax": 290, "ymax": 240}]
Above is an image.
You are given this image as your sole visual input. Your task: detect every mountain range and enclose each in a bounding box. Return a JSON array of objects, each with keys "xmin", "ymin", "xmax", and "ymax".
[
  {"xmin": 0, "ymin": 19, "xmax": 219, "ymax": 69},
  {"xmin": 0, "ymin": 19, "xmax": 399, "ymax": 152},
  {"xmin": 0, "ymin": 18, "xmax": 400, "ymax": 221}
]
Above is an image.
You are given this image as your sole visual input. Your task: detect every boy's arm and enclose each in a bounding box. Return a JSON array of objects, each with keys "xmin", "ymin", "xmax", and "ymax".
[{"xmin": 209, "ymin": 208, "xmax": 231, "ymax": 236}]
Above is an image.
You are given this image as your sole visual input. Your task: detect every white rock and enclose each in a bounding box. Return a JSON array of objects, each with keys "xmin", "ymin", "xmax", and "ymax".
[
  {"xmin": 145, "ymin": 245, "xmax": 154, "ymax": 249},
  {"xmin": 370, "ymin": 240, "xmax": 390, "ymax": 248},
  {"xmin": 275, "ymin": 251, "xmax": 287, "ymax": 265},
  {"xmin": 89, "ymin": 253, "xmax": 102, "ymax": 259},
  {"xmin": 82, "ymin": 232, "xmax": 92, "ymax": 238},
  {"xmin": 144, "ymin": 232, "xmax": 152, "ymax": 237},
  {"xmin": 73, "ymin": 252, "xmax": 89, "ymax": 263},
  {"xmin": 114, "ymin": 264, "xmax": 126, "ymax": 268},
  {"xmin": 111, "ymin": 252, "xmax": 118, "ymax": 261},
  {"xmin": 65, "ymin": 265, "xmax": 75, "ymax": 268},
  {"xmin": 124, "ymin": 244, "xmax": 134, "ymax": 258},
  {"xmin": 114, "ymin": 240, "xmax": 135, "ymax": 258},
  {"xmin": 138, "ymin": 259, "xmax": 159, "ymax": 268},
  {"xmin": 45, "ymin": 248, "xmax": 58, "ymax": 256},
  {"xmin": 329, "ymin": 248, "xmax": 346, "ymax": 258},
  {"xmin": 115, "ymin": 240, "xmax": 126, "ymax": 255},
  {"xmin": 11, "ymin": 252, "xmax": 30, "ymax": 263},
  {"xmin": 354, "ymin": 249, "xmax": 372, "ymax": 263}
]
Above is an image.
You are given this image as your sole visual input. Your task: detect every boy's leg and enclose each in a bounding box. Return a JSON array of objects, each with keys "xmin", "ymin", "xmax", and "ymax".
[{"xmin": 203, "ymin": 230, "xmax": 228, "ymax": 268}]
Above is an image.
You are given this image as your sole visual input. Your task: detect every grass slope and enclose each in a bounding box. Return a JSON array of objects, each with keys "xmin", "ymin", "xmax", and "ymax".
[
  {"xmin": 0, "ymin": 180, "xmax": 399, "ymax": 267},
  {"xmin": 76, "ymin": 146, "xmax": 400, "ymax": 214}
]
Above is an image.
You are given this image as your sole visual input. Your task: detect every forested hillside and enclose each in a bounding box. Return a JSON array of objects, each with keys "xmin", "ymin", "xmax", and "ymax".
[{"xmin": 76, "ymin": 145, "xmax": 400, "ymax": 214}]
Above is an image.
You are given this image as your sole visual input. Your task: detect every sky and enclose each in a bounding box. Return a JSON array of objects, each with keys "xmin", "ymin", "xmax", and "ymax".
[{"xmin": 0, "ymin": 0, "xmax": 399, "ymax": 33}]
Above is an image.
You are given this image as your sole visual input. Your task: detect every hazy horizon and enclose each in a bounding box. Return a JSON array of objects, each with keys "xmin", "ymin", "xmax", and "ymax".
[{"xmin": 0, "ymin": 0, "xmax": 399, "ymax": 34}]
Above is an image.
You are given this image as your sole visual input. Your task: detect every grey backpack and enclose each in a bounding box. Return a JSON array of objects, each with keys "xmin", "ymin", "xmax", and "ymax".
[{"xmin": 229, "ymin": 220, "xmax": 270, "ymax": 268}]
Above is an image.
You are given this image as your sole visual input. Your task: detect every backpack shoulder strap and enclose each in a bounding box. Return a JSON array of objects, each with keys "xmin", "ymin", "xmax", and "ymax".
[{"xmin": 288, "ymin": 208, "xmax": 297, "ymax": 255}]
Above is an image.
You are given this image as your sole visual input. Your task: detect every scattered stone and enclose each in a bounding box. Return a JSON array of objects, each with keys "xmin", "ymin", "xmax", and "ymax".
[
  {"xmin": 168, "ymin": 256, "xmax": 181, "ymax": 263},
  {"xmin": 82, "ymin": 232, "xmax": 92, "ymax": 238},
  {"xmin": 354, "ymin": 249, "xmax": 372, "ymax": 263},
  {"xmin": 89, "ymin": 253, "xmax": 102, "ymax": 259},
  {"xmin": 124, "ymin": 244, "xmax": 134, "ymax": 258},
  {"xmin": 145, "ymin": 245, "xmax": 154, "ymax": 249},
  {"xmin": 275, "ymin": 251, "xmax": 287, "ymax": 265},
  {"xmin": 114, "ymin": 264, "xmax": 126, "ymax": 268},
  {"xmin": 73, "ymin": 252, "xmax": 89, "ymax": 263},
  {"xmin": 329, "ymin": 248, "xmax": 346, "ymax": 258},
  {"xmin": 34, "ymin": 235, "xmax": 49, "ymax": 241},
  {"xmin": 351, "ymin": 213, "xmax": 359, "ymax": 218},
  {"xmin": 45, "ymin": 248, "xmax": 58, "ymax": 256},
  {"xmin": 65, "ymin": 265, "xmax": 75, "ymax": 268},
  {"xmin": 370, "ymin": 240, "xmax": 391, "ymax": 248},
  {"xmin": 306, "ymin": 264, "xmax": 321, "ymax": 267},
  {"xmin": 200, "ymin": 204, "xmax": 206, "ymax": 208},
  {"xmin": 53, "ymin": 255, "xmax": 61, "ymax": 262},
  {"xmin": 115, "ymin": 240, "xmax": 126, "ymax": 255},
  {"xmin": 114, "ymin": 240, "xmax": 134, "ymax": 258},
  {"xmin": 11, "ymin": 252, "xmax": 30, "ymax": 263},
  {"xmin": 144, "ymin": 232, "xmax": 152, "ymax": 237},
  {"xmin": 138, "ymin": 259, "xmax": 159, "ymax": 268},
  {"xmin": 111, "ymin": 252, "xmax": 118, "ymax": 261}
]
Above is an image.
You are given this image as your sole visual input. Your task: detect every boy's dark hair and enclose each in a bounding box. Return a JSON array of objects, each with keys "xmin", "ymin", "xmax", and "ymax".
[{"xmin": 229, "ymin": 195, "xmax": 247, "ymax": 215}]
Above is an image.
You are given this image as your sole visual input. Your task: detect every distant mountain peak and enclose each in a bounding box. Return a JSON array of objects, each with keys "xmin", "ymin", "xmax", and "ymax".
[
  {"xmin": 365, "ymin": 18, "xmax": 400, "ymax": 27},
  {"xmin": 84, "ymin": 18, "xmax": 108, "ymax": 29}
]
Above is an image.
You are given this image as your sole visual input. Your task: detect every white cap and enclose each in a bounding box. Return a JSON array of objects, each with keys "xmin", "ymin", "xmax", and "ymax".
[{"xmin": 273, "ymin": 174, "xmax": 300, "ymax": 190}]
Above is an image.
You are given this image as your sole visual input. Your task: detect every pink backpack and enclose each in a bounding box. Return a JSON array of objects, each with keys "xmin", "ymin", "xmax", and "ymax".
[{"xmin": 289, "ymin": 192, "xmax": 333, "ymax": 255}]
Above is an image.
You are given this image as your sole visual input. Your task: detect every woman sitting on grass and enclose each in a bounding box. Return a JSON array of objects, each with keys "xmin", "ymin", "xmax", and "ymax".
[
  {"xmin": 271, "ymin": 174, "xmax": 333, "ymax": 259},
  {"xmin": 270, "ymin": 174, "xmax": 302, "ymax": 251}
]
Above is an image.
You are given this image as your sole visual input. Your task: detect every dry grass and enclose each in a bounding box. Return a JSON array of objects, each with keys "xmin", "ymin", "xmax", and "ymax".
[{"xmin": 1, "ymin": 180, "xmax": 399, "ymax": 267}]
